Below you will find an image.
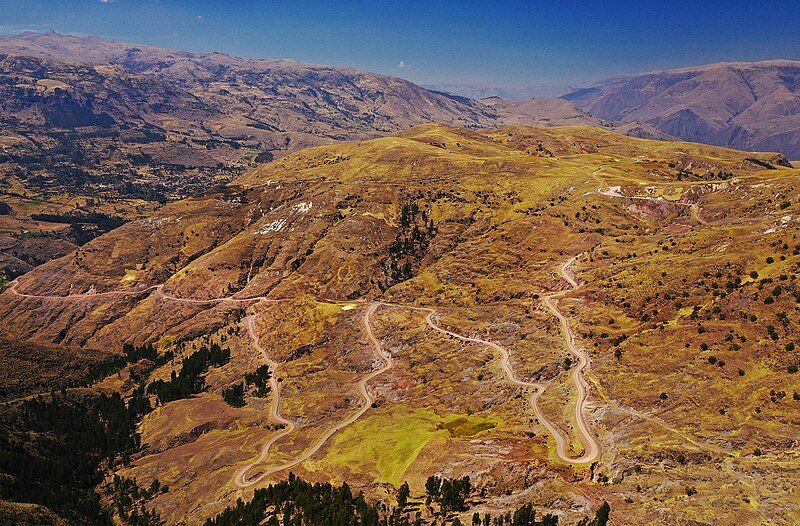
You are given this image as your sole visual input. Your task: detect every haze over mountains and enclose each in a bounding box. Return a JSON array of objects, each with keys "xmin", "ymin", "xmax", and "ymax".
[
  {"xmin": 562, "ymin": 60, "xmax": 800, "ymax": 159},
  {"xmin": 0, "ymin": 31, "xmax": 495, "ymax": 279},
  {"xmin": 1, "ymin": 31, "xmax": 798, "ymax": 281}
]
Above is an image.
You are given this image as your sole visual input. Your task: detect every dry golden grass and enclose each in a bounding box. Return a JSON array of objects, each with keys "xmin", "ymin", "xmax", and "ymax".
[{"xmin": 2, "ymin": 124, "xmax": 799, "ymax": 525}]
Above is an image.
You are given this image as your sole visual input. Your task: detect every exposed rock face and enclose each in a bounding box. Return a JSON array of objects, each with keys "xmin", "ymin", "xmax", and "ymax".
[
  {"xmin": 2, "ymin": 32, "xmax": 798, "ymax": 282},
  {"xmin": 562, "ymin": 60, "xmax": 800, "ymax": 158},
  {"xmin": 0, "ymin": 32, "xmax": 496, "ymax": 155},
  {"xmin": 0, "ymin": 32, "xmax": 500, "ymax": 277}
]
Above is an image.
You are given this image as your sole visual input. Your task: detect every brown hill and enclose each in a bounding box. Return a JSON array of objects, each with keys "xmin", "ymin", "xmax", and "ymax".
[
  {"xmin": 0, "ymin": 31, "xmax": 498, "ymax": 279},
  {"xmin": 480, "ymin": 96, "xmax": 607, "ymax": 127},
  {"xmin": 1, "ymin": 124, "xmax": 798, "ymax": 525},
  {"xmin": 562, "ymin": 60, "xmax": 800, "ymax": 158}
]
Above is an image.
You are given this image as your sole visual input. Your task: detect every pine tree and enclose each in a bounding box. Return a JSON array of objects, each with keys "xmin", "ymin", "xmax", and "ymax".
[{"xmin": 398, "ymin": 481, "xmax": 410, "ymax": 508}]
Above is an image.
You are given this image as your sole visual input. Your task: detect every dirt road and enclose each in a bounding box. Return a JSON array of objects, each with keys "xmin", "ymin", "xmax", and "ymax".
[
  {"xmin": 234, "ymin": 302, "xmax": 393, "ymax": 488},
  {"xmin": 420, "ymin": 256, "xmax": 601, "ymax": 464},
  {"xmin": 234, "ymin": 312, "xmax": 298, "ymax": 488},
  {"xmin": 6, "ymin": 257, "xmax": 599, "ymax": 469}
]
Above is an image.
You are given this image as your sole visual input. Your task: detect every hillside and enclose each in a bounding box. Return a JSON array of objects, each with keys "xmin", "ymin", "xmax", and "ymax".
[
  {"xmin": 0, "ymin": 124, "xmax": 798, "ymax": 525},
  {"xmin": 0, "ymin": 31, "xmax": 496, "ymax": 280},
  {"xmin": 479, "ymin": 97, "xmax": 607, "ymax": 127},
  {"xmin": 562, "ymin": 60, "xmax": 800, "ymax": 158}
]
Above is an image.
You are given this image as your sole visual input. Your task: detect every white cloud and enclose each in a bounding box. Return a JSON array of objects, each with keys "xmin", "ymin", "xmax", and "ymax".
[{"xmin": 398, "ymin": 60, "xmax": 408, "ymax": 68}]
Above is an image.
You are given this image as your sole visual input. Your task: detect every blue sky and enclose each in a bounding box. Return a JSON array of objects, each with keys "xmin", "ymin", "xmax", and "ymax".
[{"xmin": 1, "ymin": 0, "xmax": 799, "ymax": 91}]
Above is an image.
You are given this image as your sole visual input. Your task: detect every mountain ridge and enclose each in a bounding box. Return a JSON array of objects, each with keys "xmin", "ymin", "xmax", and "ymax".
[{"xmin": 562, "ymin": 59, "xmax": 800, "ymax": 158}]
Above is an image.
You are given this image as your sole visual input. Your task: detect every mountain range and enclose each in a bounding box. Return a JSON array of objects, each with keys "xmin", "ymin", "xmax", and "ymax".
[
  {"xmin": 562, "ymin": 60, "xmax": 800, "ymax": 159},
  {"xmin": 1, "ymin": 29, "xmax": 800, "ymax": 526},
  {"xmin": 1, "ymin": 32, "xmax": 799, "ymax": 283}
]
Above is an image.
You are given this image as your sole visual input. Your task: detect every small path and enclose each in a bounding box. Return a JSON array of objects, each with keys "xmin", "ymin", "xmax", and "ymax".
[
  {"xmin": 234, "ymin": 302, "xmax": 393, "ymax": 488},
  {"xmin": 412, "ymin": 255, "xmax": 601, "ymax": 464}
]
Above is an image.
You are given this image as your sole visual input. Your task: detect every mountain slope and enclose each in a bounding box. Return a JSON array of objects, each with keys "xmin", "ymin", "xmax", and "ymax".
[
  {"xmin": 1, "ymin": 124, "xmax": 798, "ymax": 525},
  {"xmin": 479, "ymin": 96, "xmax": 607, "ymax": 127},
  {"xmin": 562, "ymin": 60, "xmax": 800, "ymax": 158},
  {"xmin": 0, "ymin": 31, "xmax": 497, "ymax": 279}
]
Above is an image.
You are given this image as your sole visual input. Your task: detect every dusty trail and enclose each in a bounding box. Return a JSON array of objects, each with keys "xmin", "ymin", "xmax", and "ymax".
[
  {"xmin": 6, "ymin": 279, "xmax": 279, "ymax": 305},
  {"xmin": 6, "ymin": 279, "xmax": 162, "ymax": 300},
  {"xmin": 5, "ymin": 257, "xmax": 599, "ymax": 468},
  {"xmin": 234, "ymin": 302, "xmax": 393, "ymax": 488},
  {"xmin": 418, "ymin": 255, "xmax": 601, "ymax": 464},
  {"xmin": 539, "ymin": 257, "xmax": 601, "ymax": 463},
  {"xmin": 233, "ymin": 311, "xmax": 298, "ymax": 488}
]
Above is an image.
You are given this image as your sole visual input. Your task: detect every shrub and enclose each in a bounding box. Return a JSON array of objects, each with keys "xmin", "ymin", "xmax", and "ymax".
[{"xmin": 222, "ymin": 382, "xmax": 245, "ymax": 407}]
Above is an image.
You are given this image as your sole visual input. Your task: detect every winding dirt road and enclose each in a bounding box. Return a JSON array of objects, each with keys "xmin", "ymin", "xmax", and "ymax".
[
  {"xmin": 234, "ymin": 302, "xmax": 393, "ymax": 488},
  {"xmin": 233, "ymin": 312, "xmax": 298, "ymax": 488},
  {"xmin": 538, "ymin": 257, "xmax": 601, "ymax": 463},
  {"xmin": 420, "ymin": 256, "xmax": 601, "ymax": 464},
  {"xmin": 5, "ymin": 255, "xmax": 599, "ymax": 471}
]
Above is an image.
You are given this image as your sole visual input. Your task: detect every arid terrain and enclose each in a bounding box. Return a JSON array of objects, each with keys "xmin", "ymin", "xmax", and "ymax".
[
  {"xmin": 0, "ymin": 31, "xmax": 496, "ymax": 279},
  {"xmin": 562, "ymin": 60, "xmax": 800, "ymax": 159},
  {"xmin": 1, "ymin": 123, "xmax": 798, "ymax": 525},
  {"xmin": 4, "ymin": 33, "xmax": 799, "ymax": 293}
]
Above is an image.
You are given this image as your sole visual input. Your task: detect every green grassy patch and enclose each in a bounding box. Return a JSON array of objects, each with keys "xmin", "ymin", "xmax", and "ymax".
[
  {"xmin": 441, "ymin": 415, "xmax": 496, "ymax": 437},
  {"xmin": 315, "ymin": 407, "xmax": 497, "ymax": 487}
]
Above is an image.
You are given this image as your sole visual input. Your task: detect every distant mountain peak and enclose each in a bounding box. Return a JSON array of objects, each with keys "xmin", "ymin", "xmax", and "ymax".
[{"xmin": 562, "ymin": 60, "xmax": 800, "ymax": 158}]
